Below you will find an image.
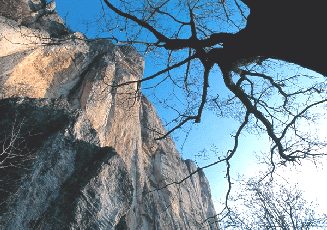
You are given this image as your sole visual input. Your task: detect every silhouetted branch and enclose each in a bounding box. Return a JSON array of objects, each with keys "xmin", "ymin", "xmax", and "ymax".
[
  {"xmin": 110, "ymin": 54, "xmax": 198, "ymax": 88},
  {"xmin": 103, "ymin": 0, "xmax": 169, "ymax": 43}
]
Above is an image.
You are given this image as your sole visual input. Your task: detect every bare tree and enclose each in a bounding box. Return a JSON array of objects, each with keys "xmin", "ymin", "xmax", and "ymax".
[
  {"xmin": 1, "ymin": 0, "xmax": 327, "ymax": 226},
  {"xmin": 0, "ymin": 118, "xmax": 37, "ymax": 214},
  {"xmin": 219, "ymin": 176, "xmax": 327, "ymax": 229},
  {"xmin": 88, "ymin": 0, "xmax": 327, "ymax": 175},
  {"xmin": 4, "ymin": 0, "xmax": 321, "ymax": 220},
  {"xmin": 0, "ymin": 119, "xmax": 30, "ymax": 169},
  {"xmin": 83, "ymin": 0, "xmax": 327, "ymax": 215}
]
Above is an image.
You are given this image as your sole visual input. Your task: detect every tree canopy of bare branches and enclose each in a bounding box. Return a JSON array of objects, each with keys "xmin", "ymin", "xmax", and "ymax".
[
  {"xmin": 94, "ymin": 0, "xmax": 327, "ymax": 168},
  {"xmin": 220, "ymin": 176, "xmax": 327, "ymax": 229}
]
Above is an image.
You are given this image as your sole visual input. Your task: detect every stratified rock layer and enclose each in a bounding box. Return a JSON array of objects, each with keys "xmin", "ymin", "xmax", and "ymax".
[{"xmin": 0, "ymin": 1, "xmax": 218, "ymax": 229}]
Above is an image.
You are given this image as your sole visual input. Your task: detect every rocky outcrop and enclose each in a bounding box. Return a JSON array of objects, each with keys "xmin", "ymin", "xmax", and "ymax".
[
  {"xmin": 0, "ymin": 1, "xmax": 218, "ymax": 229},
  {"xmin": 0, "ymin": 98, "xmax": 133, "ymax": 229}
]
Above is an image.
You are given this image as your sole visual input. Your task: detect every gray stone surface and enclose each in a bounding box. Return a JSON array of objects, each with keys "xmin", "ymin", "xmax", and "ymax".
[{"xmin": 0, "ymin": 98, "xmax": 133, "ymax": 229}]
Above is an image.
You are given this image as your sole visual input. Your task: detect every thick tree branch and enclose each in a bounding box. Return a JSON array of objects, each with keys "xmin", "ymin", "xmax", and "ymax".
[
  {"xmin": 155, "ymin": 116, "xmax": 196, "ymax": 141},
  {"xmin": 195, "ymin": 66, "xmax": 211, "ymax": 123},
  {"xmin": 102, "ymin": 0, "xmax": 169, "ymax": 42},
  {"xmin": 110, "ymin": 54, "xmax": 198, "ymax": 88},
  {"xmin": 221, "ymin": 68, "xmax": 295, "ymax": 161}
]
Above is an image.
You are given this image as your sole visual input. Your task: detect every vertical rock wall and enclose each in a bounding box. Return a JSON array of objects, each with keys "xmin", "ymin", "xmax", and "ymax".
[{"xmin": 0, "ymin": 1, "xmax": 219, "ymax": 229}]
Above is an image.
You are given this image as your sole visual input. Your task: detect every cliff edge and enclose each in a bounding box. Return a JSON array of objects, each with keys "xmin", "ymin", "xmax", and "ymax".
[{"xmin": 0, "ymin": 1, "xmax": 218, "ymax": 229}]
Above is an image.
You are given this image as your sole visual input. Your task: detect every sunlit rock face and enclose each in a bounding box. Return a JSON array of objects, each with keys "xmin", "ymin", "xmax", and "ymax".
[{"xmin": 0, "ymin": 1, "xmax": 218, "ymax": 229}]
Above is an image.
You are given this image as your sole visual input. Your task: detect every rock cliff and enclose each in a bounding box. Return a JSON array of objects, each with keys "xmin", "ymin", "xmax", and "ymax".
[{"xmin": 0, "ymin": 1, "xmax": 218, "ymax": 229}]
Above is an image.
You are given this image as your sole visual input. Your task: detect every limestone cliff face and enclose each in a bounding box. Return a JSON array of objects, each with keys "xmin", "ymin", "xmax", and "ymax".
[{"xmin": 0, "ymin": 1, "xmax": 218, "ymax": 229}]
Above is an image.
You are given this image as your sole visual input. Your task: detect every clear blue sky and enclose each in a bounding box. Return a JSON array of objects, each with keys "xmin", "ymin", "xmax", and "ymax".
[{"xmin": 53, "ymin": 0, "xmax": 327, "ymax": 213}]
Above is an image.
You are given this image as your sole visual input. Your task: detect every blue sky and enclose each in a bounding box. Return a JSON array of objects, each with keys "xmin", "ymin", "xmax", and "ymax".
[{"xmin": 53, "ymin": 0, "xmax": 327, "ymax": 213}]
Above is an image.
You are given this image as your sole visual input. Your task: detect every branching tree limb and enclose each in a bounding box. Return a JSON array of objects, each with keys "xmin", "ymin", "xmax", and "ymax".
[{"xmin": 96, "ymin": 0, "xmax": 327, "ymax": 224}]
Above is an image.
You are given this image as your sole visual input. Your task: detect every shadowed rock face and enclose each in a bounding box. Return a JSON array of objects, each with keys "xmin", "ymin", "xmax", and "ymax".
[
  {"xmin": 0, "ymin": 1, "xmax": 218, "ymax": 229},
  {"xmin": 0, "ymin": 98, "xmax": 133, "ymax": 229}
]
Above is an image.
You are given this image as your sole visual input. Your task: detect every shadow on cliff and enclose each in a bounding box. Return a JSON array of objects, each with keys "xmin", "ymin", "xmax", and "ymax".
[
  {"xmin": 0, "ymin": 98, "xmax": 133, "ymax": 229},
  {"xmin": 0, "ymin": 97, "xmax": 72, "ymax": 211}
]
